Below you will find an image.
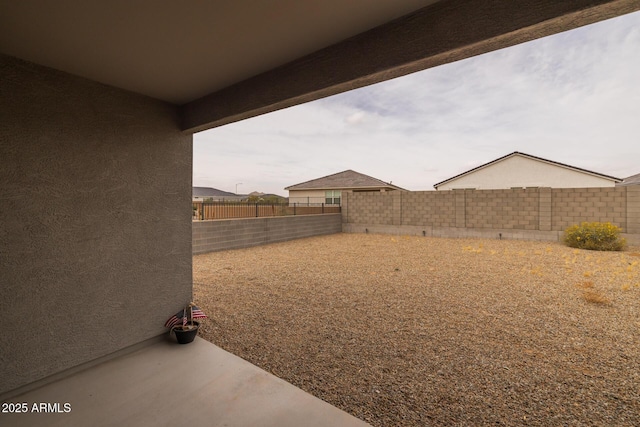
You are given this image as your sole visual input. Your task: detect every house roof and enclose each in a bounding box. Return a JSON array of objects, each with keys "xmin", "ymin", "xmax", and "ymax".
[
  {"xmin": 193, "ymin": 187, "xmax": 239, "ymax": 198},
  {"xmin": 619, "ymin": 173, "xmax": 640, "ymax": 186},
  {"xmin": 433, "ymin": 151, "xmax": 622, "ymax": 189},
  {"xmin": 285, "ymin": 170, "xmax": 406, "ymax": 191}
]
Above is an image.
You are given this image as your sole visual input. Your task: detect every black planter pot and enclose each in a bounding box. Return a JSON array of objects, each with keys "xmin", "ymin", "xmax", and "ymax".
[{"xmin": 173, "ymin": 321, "xmax": 199, "ymax": 344}]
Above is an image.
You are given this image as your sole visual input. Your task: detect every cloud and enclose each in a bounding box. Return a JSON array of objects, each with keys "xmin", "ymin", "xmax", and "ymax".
[
  {"xmin": 345, "ymin": 111, "xmax": 365, "ymax": 124},
  {"xmin": 194, "ymin": 11, "xmax": 640, "ymax": 194}
]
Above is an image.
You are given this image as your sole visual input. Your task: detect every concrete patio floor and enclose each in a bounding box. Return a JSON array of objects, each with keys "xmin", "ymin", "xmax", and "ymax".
[{"xmin": 1, "ymin": 336, "xmax": 370, "ymax": 427}]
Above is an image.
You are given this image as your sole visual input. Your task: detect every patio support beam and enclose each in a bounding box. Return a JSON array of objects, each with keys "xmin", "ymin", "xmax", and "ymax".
[{"xmin": 180, "ymin": 0, "xmax": 640, "ymax": 133}]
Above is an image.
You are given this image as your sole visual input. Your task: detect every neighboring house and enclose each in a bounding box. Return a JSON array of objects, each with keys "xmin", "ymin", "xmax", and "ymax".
[
  {"xmin": 285, "ymin": 169, "xmax": 405, "ymax": 205},
  {"xmin": 617, "ymin": 173, "xmax": 640, "ymax": 186},
  {"xmin": 193, "ymin": 186, "xmax": 243, "ymax": 201},
  {"xmin": 434, "ymin": 152, "xmax": 622, "ymax": 190}
]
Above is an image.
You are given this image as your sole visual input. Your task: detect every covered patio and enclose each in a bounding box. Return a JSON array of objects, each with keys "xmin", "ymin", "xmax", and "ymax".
[{"xmin": 2, "ymin": 1, "xmax": 639, "ymax": 425}]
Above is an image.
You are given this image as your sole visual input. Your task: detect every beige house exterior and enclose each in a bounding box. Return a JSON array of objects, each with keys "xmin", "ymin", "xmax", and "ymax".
[
  {"xmin": 434, "ymin": 152, "xmax": 621, "ymax": 190},
  {"xmin": 286, "ymin": 170, "xmax": 405, "ymax": 205}
]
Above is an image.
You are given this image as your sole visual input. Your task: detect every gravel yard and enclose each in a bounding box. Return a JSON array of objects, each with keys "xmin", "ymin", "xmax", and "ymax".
[{"xmin": 193, "ymin": 233, "xmax": 640, "ymax": 426}]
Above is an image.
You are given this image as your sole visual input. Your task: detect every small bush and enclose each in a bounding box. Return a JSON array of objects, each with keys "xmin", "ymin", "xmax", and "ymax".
[
  {"xmin": 563, "ymin": 222, "xmax": 626, "ymax": 251},
  {"xmin": 575, "ymin": 281, "xmax": 594, "ymax": 289},
  {"xmin": 583, "ymin": 290, "xmax": 610, "ymax": 305}
]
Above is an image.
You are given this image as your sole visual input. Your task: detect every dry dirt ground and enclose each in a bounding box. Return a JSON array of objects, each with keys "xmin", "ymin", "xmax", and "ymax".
[{"xmin": 193, "ymin": 233, "xmax": 640, "ymax": 426}]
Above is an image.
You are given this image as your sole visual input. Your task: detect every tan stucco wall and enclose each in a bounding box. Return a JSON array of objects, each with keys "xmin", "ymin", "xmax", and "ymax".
[
  {"xmin": 437, "ymin": 156, "xmax": 616, "ymax": 190},
  {"xmin": 289, "ymin": 190, "xmax": 331, "ymax": 205},
  {"xmin": 0, "ymin": 55, "xmax": 192, "ymax": 396}
]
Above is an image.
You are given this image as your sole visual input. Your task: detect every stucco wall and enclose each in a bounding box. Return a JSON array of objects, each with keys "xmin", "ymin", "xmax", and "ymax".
[
  {"xmin": 288, "ymin": 190, "xmax": 329, "ymax": 205},
  {"xmin": 436, "ymin": 156, "xmax": 617, "ymax": 190},
  {"xmin": 0, "ymin": 55, "xmax": 192, "ymax": 396}
]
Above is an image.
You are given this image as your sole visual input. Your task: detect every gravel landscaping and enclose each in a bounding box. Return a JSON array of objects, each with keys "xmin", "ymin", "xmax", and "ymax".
[{"xmin": 194, "ymin": 233, "xmax": 640, "ymax": 426}]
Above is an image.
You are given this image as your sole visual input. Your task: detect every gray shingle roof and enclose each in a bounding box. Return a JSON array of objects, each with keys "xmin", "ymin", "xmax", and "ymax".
[
  {"xmin": 618, "ymin": 173, "xmax": 640, "ymax": 186},
  {"xmin": 193, "ymin": 186, "xmax": 238, "ymax": 197},
  {"xmin": 285, "ymin": 170, "xmax": 406, "ymax": 191}
]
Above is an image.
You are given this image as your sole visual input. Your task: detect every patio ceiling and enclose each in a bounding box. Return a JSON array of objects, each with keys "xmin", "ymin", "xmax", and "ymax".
[
  {"xmin": 0, "ymin": 0, "xmax": 438, "ymax": 104},
  {"xmin": 1, "ymin": 0, "xmax": 639, "ymax": 132}
]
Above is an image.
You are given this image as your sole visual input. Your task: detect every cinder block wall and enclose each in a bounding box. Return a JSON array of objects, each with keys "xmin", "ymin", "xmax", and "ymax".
[
  {"xmin": 462, "ymin": 188, "xmax": 540, "ymax": 230},
  {"xmin": 551, "ymin": 187, "xmax": 627, "ymax": 230},
  {"xmin": 628, "ymin": 186, "xmax": 640, "ymax": 234},
  {"xmin": 342, "ymin": 188, "xmax": 639, "ymax": 244},
  {"xmin": 402, "ymin": 191, "xmax": 456, "ymax": 227},
  {"xmin": 0, "ymin": 55, "xmax": 192, "ymax": 398},
  {"xmin": 343, "ymin": 192, "xmax": 394, "ymax": 225},
  {"xmin": 193, "ymin": 214, "xmax": 342, "ymax": 254}
]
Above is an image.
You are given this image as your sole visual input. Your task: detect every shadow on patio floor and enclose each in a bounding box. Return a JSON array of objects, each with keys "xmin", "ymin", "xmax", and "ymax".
[{"xmin": 2, "ymin": 337, "xmax": 369, "ymax": 427}]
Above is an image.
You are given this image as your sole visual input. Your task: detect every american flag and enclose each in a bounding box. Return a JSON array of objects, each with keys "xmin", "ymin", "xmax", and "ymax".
[{"xmin": 164, "ymin": 305, "xmax": 207, "ymax": 328}]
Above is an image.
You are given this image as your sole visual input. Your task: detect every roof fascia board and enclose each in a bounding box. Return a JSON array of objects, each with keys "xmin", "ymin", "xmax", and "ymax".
[
  {"xmin": 517, "ymin": 152, "xmax": 622, "ymax": 182},
  {"xmin": 285, "ymin": 170, "xmax": 406, "ymax": 191},
  {"xmin": 434, "ymin": 152, "xmax": 518, "ymax": 188},
  {"xmin": 180, "ymin": 0, "xmax": 639, "ymax": 133},
  {"xmin": 434, "ymin": 151, "xmax": 622, "ymax": 188},
  {"xmin": 287, "ymin": 185, "xmax": 399, "ymax": 191}
]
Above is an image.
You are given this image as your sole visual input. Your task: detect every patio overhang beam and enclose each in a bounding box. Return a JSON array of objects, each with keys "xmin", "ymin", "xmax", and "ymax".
[{"xmin": 179, "ymin": 0, "xmax": 640, "ymax": 133}]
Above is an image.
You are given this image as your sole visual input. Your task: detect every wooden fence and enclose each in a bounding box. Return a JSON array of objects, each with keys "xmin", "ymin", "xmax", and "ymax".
[{"xmin": 193, "ymin": 202, "xmax": 340, "ymax": 220}]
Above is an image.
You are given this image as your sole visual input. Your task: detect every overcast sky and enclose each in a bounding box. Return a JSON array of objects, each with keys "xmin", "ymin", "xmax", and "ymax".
[{"xmin": 194, "ymin": 11, "xmax": 640, "ymax": 196}]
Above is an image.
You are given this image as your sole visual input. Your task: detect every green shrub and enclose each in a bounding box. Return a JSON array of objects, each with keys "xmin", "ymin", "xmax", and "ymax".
[{"xmin": 563, "ymin": 222, "xmax": 626, "ymax": 251}]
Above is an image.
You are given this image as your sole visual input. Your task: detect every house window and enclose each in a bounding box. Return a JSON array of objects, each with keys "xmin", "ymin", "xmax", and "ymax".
[{"xmin": 325, "ymin": 190, "xmax": 341, "ymax": 205}]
